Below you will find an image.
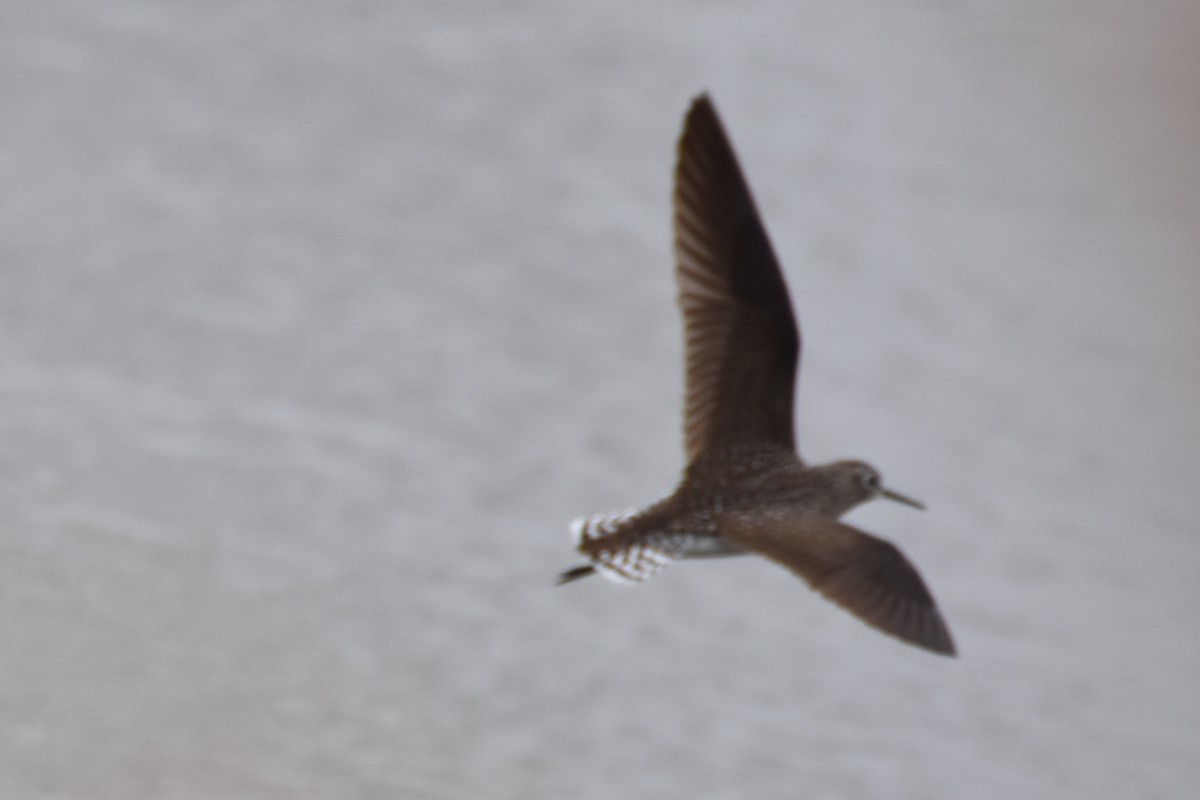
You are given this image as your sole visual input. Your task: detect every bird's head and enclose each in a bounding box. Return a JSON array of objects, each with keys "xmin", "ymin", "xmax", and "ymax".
[{"xmin": 825, "ymin": 460, "xmax": 925, "ymax": 513}]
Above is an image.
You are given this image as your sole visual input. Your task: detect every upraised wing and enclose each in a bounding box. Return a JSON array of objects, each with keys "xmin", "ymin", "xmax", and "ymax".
[{"xmin": 673, "ymin": 94, "xmax": 801, "ymax": 463}]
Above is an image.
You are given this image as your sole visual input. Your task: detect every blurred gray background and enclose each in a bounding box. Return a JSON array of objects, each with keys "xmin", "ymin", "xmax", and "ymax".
[{"xmin": 2, "ymin": 2, "xmax": 1198, "ymax": 798}]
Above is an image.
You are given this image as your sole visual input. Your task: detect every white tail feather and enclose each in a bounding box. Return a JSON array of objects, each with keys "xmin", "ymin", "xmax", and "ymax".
[
  {"xmin": 593, "ymin": 542, "xmax": 673, "ymax": 583},
  {"xmin": 570, "ymin": 509, "xmax": 676, "ymax": 583}
]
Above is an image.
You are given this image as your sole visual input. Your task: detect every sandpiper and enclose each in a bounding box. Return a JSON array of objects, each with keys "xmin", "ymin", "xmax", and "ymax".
[{"xmin": 558, "ymin": 94, "xmax": 955, "ymax": 656}]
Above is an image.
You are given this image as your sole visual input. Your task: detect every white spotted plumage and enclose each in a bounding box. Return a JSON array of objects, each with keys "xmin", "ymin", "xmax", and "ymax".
[
  {"xmin": 570, "ymin": 510, "xmax": 677, "ymax": 584},
  {"xmin": 593, "ymin": 541, "xmax": 674, "ymax": 584},
  {"xmin": 569, "ymin": 508, "xmax": 638, "ymax": 546}
]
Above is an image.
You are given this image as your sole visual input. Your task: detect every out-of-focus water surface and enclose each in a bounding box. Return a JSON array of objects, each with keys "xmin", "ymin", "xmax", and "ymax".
[{"xmin": 2, "ymin": 2, "xmax": 1198, "ymax": 798}]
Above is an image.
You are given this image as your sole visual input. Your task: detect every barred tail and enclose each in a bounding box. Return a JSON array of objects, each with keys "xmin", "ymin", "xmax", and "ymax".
[{"xmin": 562, "ymin": 510, "xmax": 676, "ymax": 584}]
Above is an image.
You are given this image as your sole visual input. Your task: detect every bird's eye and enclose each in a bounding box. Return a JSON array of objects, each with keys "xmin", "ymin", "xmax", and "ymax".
[{"xmin": 860, "ymin": 468, "xmax": 880, "ymax": 489}]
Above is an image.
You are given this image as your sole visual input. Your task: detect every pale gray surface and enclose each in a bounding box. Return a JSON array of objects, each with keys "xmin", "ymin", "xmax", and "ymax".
[{"xmin": 2, "ymin": 2, "xmax": 1199, "ymax": 798}]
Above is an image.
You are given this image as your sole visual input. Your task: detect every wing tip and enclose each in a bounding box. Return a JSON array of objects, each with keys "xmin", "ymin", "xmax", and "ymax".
[
  {"xmin": 682, "ymin": 91, "xmax": 721, "ymax": 138},
  {"xmin": 689, "ymin": 90, "xmax": 715, "ymax": 111},
  {"xmin": 866, "ymin": 589, "xmax": 957, "ymax": 657},
  {"xmin": 912, "ymin": 609, "xmax": 957, "ymax": 657}
]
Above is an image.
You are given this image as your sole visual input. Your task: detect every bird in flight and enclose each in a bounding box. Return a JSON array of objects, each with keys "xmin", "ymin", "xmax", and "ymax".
[{"xmin": 558, "ymin": 94, "xmax": 955, "ymax": 656}]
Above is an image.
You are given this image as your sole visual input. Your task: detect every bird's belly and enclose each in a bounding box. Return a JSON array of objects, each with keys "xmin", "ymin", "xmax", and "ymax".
[{"xmin": 666, "ymin": 533, "xmax": 747, "ymax": 559}]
